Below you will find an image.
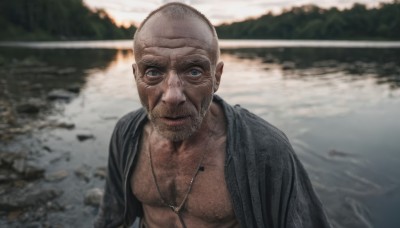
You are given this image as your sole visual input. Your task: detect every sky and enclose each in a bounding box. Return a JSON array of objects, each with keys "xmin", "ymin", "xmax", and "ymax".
[{"xmin": 83, "ymin": 0, "xmax": 393, "ymax": 27}]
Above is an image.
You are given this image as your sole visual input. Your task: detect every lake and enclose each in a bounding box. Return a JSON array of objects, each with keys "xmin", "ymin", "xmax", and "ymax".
[{"xmin": 1, "ymin": 40, "xmax": 400, "ymax": 227}]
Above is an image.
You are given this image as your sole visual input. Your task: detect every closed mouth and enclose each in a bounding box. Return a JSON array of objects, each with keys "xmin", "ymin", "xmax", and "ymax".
[
  {"xmin": 164, "ymin": 115, "xmax": 188, "ymax": 120},
  {"xmin": 160, "ymin": 115, "xmax": 190, "ymax": 126}
]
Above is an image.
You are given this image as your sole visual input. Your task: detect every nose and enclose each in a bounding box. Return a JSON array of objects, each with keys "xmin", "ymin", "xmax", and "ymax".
[{"xmin": 162, "ymin": 71, "xmax": 186, "ymax": 106}]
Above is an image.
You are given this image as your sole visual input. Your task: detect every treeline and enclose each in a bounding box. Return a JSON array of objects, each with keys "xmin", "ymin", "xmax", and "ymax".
[
  {"xmin": 1, "ymin": 0, "xmax": 399, "ymax": 41},
  {"xmin": 216, "ymin": 1, "xmax": 400, "ymax": 40},
  {"xmin": 0, "ymin": 0, "xmax": 136, "ymax": 41}
]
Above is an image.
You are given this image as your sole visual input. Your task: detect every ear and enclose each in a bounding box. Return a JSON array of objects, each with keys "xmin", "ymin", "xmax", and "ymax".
[
  {"xmin": 132, "ymin": 63, "xmax": 138, "ymax": 80},
  {"xmin": 213, "ymin": 61, "xmax": 224, "ymax": 92}
]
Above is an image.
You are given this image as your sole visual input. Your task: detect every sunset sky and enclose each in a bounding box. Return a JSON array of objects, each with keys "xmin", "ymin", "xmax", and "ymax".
[{"xmin": 84, "ymin": 0, "xmax": 393, "ymax": 27}]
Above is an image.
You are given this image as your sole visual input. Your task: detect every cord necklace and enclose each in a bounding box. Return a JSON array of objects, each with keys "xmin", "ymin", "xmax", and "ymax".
[{"xmin": 149, "ymin": 140, "xmax": 209, "ymax": 228}]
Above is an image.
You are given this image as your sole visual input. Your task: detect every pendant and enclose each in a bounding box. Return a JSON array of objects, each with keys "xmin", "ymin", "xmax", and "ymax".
[{"xmin": 169, "ymin": 205, "xmax": 180, "ymax": 214}]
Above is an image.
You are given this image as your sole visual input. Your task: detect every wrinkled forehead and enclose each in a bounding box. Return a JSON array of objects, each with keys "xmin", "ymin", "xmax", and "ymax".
[
  {"xmin": 134, "ymin": 14, "xmax": 218, "ymax": 60},
  {"xmin": 139, "ymin": 14, "xmax": 214, "ymax": 42}
]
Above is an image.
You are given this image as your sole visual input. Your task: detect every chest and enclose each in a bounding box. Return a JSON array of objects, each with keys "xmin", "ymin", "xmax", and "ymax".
[{"xmin": 130, "ymin": 141, "xmax": 236, "ymax": 222}]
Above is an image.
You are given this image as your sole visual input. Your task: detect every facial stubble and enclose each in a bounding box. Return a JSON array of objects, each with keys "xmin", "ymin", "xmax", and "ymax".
[{"xmin": 145, "ymin": 95, "xmax": 213, "ymax": 142}]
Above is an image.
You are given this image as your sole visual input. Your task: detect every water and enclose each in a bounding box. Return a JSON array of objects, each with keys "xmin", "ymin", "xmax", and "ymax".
[
  {"xmin": 1, "ymin": 39, "xmax": 400, "ymax": 49},
  {"xmin": 1, "ymin": 40, "xmax": 400, "ymax": 227}
]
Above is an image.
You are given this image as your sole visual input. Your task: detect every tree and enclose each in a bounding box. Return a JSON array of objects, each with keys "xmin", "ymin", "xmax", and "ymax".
[
  {"xmin": 0, "ymin": 0, "xmax": 137, "ymax": 40},
  {"xmin": 215, "ymin": 1, "xmax": 400, "ymax": 40}
]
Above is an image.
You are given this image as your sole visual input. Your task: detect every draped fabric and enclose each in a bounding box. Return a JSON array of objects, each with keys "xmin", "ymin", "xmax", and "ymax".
[{"xmin": 94, "ymin": 95, "xmax": 331, "ymax": 228}]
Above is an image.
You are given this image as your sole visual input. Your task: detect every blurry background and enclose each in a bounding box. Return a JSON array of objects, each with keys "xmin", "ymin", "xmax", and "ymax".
[{"xmin": 0, "ymin": 0, "xmax": 400, "ymax": 228}]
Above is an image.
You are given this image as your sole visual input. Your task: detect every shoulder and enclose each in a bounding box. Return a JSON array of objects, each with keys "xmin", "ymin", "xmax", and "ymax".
[
  {"xmin": 238, "ymin": 106, "xmax": 293, "ymax": 158},
  {"xmin": 215, "ymin": 95, "xmax": 290, "ymax": 147},
  {"xmin": 217, "ymin": 95, "xmax": 295, "ymax": 161},
  {"xmin": 220, "ymin": 97, "xmax": 292, "ymax": 148},
  {"xmin": 115, "ymin": 108, "xmax": 147, "ymax": 128},
  {"xmin": 113, "ymin": 108, "xmax": 147, "ymax": 138},
  {"xmin": 216, "ymin": 96, "xmax": 295, "ymax": 168},
  {"xmin": 107, "ymin": 108, "xmax": 147, "ymax": 171},
  {"xmin": 109, "ymin": 108, "xmax": 147, "ymax": 152},
  {"xmin": 238, "ymin": 106, "xmax": 288, "ymax": 142}
]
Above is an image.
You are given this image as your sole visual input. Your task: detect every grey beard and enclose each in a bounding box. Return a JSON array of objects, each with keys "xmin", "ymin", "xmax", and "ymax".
[
  {"xmin": 145, "ymin": 97, "xmax": 212, "ymax": 142},
  {"xmin": 149, "ymin": 113, "xmax": 203, "ymax": 141}
]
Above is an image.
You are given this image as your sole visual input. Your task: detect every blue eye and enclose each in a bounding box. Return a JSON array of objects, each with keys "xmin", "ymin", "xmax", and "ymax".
[
  {"xmin": 188, "ymin": 69, "xmax": 202, "ymax": 77},
  {"xmin": 145, "ymin": 69, "xmax": 162, "ymax": 77}
]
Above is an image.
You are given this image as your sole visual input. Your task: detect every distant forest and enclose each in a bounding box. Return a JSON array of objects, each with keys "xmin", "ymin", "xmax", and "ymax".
[
  {"xmin": 0, "ymin": 0, "xmax": 399, "ymax": 41},
  {"xmin": 0, "ymin": 0, "xmax": 135, "ymax": 41},
  {"xmin": 216, "ymin": 1, "xmax": 400, "ymax": 40}
]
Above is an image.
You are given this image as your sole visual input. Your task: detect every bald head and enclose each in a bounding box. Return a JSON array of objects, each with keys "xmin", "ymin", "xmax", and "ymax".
[{"xmin": 133, "ymin": 2, "xmax": 220, "ymax": 63}]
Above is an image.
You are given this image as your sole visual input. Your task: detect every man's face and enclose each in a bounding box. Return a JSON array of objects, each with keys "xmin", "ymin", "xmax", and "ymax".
[{"xmin": 133, "ymin": 15, "xmax": 223, "ymax": 141}]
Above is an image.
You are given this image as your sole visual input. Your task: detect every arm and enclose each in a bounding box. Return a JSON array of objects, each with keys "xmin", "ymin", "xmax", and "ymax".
[
  {"xmin": 245, "ymin": 109, "xmax": 330, "ymax": 227},
  {"xmin": 94, "ymin": 122, "xmax": 125, "ymax": 228},
  {"xmin": 283, "ymin": 150, "xmax": 331, "ymax": 228},
  {"xmin": 225, "ymin": 103, "xmax": 331, "ymax": 228}
]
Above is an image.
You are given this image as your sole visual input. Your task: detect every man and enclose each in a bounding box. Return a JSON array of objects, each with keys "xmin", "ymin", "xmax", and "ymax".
[{"xmin": 95, "ymin": 2, "xmax": 330, "ymax": 228}]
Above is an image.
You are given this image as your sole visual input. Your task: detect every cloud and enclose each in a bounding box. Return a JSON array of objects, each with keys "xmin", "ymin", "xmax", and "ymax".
[{"xmin": 84, "ymin": 0, "xmax": 393, "ymax": 26}]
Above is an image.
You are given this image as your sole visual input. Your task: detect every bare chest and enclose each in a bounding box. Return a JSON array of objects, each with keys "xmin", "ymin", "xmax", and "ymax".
[{"xmin": 130, "ymin": 140, "xmax": 236, "ymax": 224}]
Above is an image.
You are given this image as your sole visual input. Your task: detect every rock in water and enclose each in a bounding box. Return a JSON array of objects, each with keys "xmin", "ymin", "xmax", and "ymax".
[
  {"xmin": 45, "ymin": 170, "xmax": 69, "ymax": 182},
  {"xmin": 16, "ymin": 103, "xmax": 40, "ymax": 114},
  {"xmin": 57, "ymin": 67, "xmax": 77, "ymax": 75},
  {"xmin": 0, "ymin": 188, "xmax": 62, "ymax": 211},
  {"xmin": 76, "ymin": 134, "xmax": 95, "ymax": 141},
  {"xmin": 282, "ymin": 61, "xmax": 296, "ymax": 70},
  {"xmin": 21, "ymin": 162, "xmax": 45, "ymax": 180},
  {"xmin": 84, "ymin": 188, "xmax": 103, "ymax": 207},
  {"xmin": 16, "ymin": 98, "xmax": 45, "ymax": 114},
  {"xmin": 94, "ymin": 167, "xmax": 107, "ymax": 179},
  {"xmin": 0, "ymin": 152, "xmax": 44, "ymax": 180},
  {"xmin": 74, "ymin": 165, "xmax": 91, "ymax": 182},
  {"xmin": 47, "ymin": 89, "xmax": 75, "ymax": 101},
  {"xmin": 66, "ymin": 84, "xmax": 81, "ymax": 93}
]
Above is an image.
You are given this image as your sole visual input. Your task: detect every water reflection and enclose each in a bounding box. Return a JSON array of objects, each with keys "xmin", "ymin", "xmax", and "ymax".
[
  {"xmin": 220, "ymin": 48, "xmax": 400, "ymax": 121},
  {"xmin": 218, "ymin": 48, "xmax": 400, "ymax": 228},
  {"xmin": 1, "ymin": 46, "xmax": 400, "ymax": 228},
  {"xmin": 0, "ymin": 48, "xmax": 125, "ymax": 140},
  {"xmin": 223, "ymin": 48, "xmax": 400, "ymax": 88},
  {"xmin": 0, "ymin": 48, "xmax": 135, "ymax": 227}
]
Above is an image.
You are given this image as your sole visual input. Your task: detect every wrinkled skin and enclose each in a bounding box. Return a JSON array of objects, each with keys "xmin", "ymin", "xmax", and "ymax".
[
  {"xmin": 131, "ymin": 13, "xmax": 240, "ymax": 228},
  {"xmin": 133, "ymin": 14, "xmax": 222, "ymax": 142}
]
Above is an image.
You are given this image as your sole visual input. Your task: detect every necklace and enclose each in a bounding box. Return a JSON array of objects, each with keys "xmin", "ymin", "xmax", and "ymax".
[{"xmin": 148, "ymin": 141, "xmax": 208, "ymax": 228}]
